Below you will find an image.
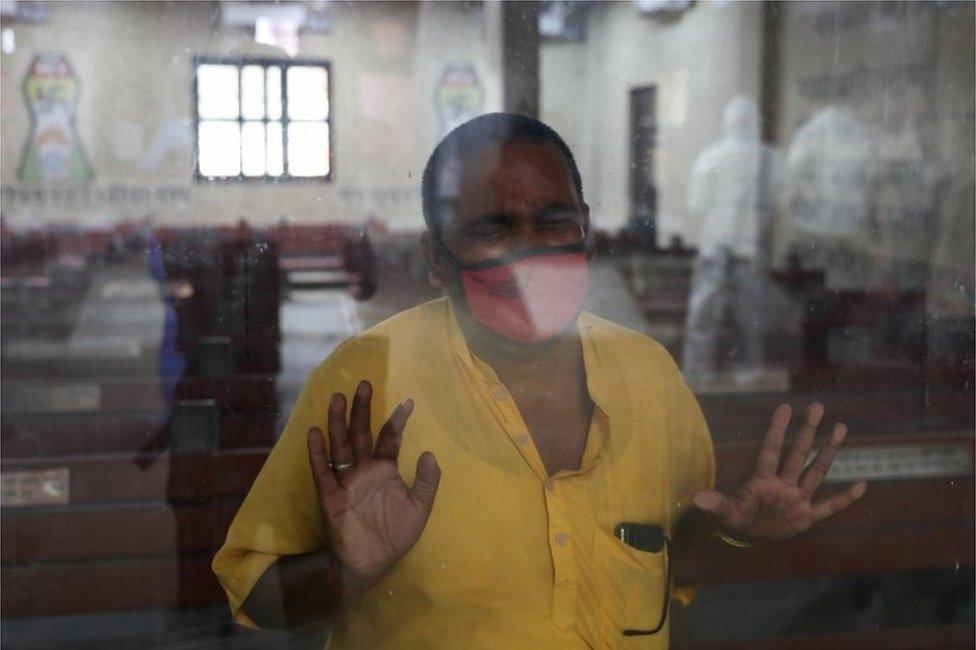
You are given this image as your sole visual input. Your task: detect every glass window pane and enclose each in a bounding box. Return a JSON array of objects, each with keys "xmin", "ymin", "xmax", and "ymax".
[
  {"xmin": 266, "ymin": 66, "xmax": 282, "ymax": 120},
  {"xmin": 287, "ymin": 66, "xmax": 329, "ymax": 121},
  {"xmin": 287, "ymin": 122, "xmax": 329, "ymax": 177},
  {"xmin": 241, "ymin": 65, "xmax": 265, "ymax": 120},
  {"xmin": 6, "ymin": 3, "xmax": 976, "ymax": 648},
  {"xmin": 241, "ymin": 122, "xmax": 266, "ymax": 177},
  {"xmin": 198, "ymin": 121, "xmax": 240, "ymax": 176},
  {"xmin": 196, "ymin": 64, "xmax": 239, "ymax": 119},
  {"xmin": 267, "ymin": 122, "xmax": 284, "ymax": 176}
]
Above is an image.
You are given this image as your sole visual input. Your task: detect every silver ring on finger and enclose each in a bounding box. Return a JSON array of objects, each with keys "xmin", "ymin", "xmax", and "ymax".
[{"xmin": 328, "ymin": 458, "xmax": 355, "ymax": 475}]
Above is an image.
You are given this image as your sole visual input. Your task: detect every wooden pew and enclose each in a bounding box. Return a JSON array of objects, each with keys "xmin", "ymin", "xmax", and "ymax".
[
  {"xmin": 1, "ymin": 426, "xmax": 972, "ymax": 618},
  {"xmin": 1, "ymin": 376, "xmax": 280, "ymax": 458},
  {"xmin": 680, "ymin": 624, "xmax": 975, "ymax": 650},
  {"xmin": 1, "ymin": 450, "xmax": 265, "ymax": 617}
]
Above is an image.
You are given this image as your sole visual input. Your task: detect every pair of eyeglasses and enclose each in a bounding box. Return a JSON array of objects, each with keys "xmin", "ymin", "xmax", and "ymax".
[{"xmin": 613, "ymin": 523, "xmax": 672, "ymax": 636}]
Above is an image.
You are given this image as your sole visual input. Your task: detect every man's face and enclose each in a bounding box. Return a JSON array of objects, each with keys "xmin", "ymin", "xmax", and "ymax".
[{"xmin": 427, "ymin": 139, "xmax": 588, "ymax": 286}]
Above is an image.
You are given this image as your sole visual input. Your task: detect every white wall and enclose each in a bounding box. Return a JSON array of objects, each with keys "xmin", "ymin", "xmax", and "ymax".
[
  {"xmin": 2, "ymin": 0, "xmax": 971, "ymax": 309},
  {"xmin": 774, "ymin": 1, "xmax": 974, "ymax": 302},
  {"xmin": 1, "ymin": 1, "xmax": 499, "ymax": 230},
  {"xmin": 541, "ymin": 0, "xmax": 763, "ymax": 243}
]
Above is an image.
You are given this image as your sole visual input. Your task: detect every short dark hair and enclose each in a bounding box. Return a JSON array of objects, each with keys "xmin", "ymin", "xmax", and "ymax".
[{"xmin": 420, "ymin": 113, "xmax": 584, "ymax": 235}]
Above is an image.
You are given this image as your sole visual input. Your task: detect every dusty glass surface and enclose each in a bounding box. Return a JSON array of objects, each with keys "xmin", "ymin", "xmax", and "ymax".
[{"xmin": 1, "ymin": 1, "xmax": 973, "ymax": 648}]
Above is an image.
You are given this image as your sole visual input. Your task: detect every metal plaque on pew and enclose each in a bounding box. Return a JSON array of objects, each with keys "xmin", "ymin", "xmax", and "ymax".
[
  {"xmin": 4, "ymin": 338, "xmax": 142, "ymax": 361},
  {"xmin": 1, "ymin": 468, "xmax": 70, "ymax": 507},
  {"xmin": 817, "ymin": 442, "xmax": 973, "ymax": 483},
  {"xmin": 169, "ymin": 399, "xmax": 220, "ymax": 452},
  {"xmin": 100, "ymin": 280, "xmax": 159, "ymax": 301},
  {"xmin": 2, "ymin": 383, "xmax": 101, "ymax": 413},
  {"xmin": 195, "ymin": 336, "xmax": 232, "ymax": 378}
]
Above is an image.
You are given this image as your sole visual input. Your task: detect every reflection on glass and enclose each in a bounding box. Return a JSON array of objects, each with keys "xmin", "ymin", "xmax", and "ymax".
[
  {"xmin": 240, "ymin": 65, "xmax": 265, "ymax": 120},
  {"xmin": 286, "ymin": 66, "xmax": 329, "ymax": 121},
  {"xmin": 287, "ymin": 122, "xmax": 329, "ymax": 176},
  {"xmin": 682, "ymin": 97, "xmax": 782, "ymax": 387},
  {"xmin": 0, "ymin": 1, "xmax": 972, "ymax": 648},
  {"xmin": 266, "ymin": 122, "xmax": 284, "ymax": 176},
  {"xmin": 198, "ymin": 122, "xmax": 240, "ymax": 176},
  {"xmin": 241, "ymin": 122, "xmax": 266, "ymax": 177},
  {"xmin": 266, "ymin": 66, "xmax": 282, "ymax": 120},
  {"xmin": 196, "ymin": 64, "xmax": 239, "ymax": 120}
]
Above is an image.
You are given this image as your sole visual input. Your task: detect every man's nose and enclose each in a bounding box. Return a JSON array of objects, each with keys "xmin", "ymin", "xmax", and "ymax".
[{"xmin": 512, "ymin": 221, "xmax": 549, "ymax": 248}]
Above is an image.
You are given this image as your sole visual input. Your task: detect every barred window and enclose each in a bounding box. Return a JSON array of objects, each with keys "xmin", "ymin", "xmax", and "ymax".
[{"xmin": 194, "ymin": 58, "xmax": 331, "ymax": 180}]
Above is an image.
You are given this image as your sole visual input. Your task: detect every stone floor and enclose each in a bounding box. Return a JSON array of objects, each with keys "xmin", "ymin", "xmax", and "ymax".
[{"xmin": 3, "ymin": 568, "xmax": 971, "ymax": 648}]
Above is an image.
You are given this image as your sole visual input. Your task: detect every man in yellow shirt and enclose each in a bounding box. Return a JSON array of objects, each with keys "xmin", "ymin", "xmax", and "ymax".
[{"xmin": 212, "ymin": 113, "xmax": 866, "ymax": 648}]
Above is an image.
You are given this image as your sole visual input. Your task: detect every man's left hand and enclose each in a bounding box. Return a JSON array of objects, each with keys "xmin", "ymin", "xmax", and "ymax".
[{"xmin": 691, "ymin": 403, "xmax": 867, "ymax": 542}]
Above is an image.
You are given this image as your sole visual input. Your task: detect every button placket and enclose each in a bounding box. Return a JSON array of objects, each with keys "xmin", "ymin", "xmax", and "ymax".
[
  {"xmin": 547, "ymin": 482, "xmax": 577, "ymax": 628},
  {"xmin": 491, "ymin": 384, "xmax": 508, "ymax": 401}
]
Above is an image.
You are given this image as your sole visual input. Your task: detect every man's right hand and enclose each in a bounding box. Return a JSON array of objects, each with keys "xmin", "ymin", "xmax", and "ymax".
[{"xmin": 307, "ymin": 380, "xmax": 441, "ymax": 594}]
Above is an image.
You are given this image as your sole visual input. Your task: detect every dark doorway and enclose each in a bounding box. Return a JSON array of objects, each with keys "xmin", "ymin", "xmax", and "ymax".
[{"xmin": 629, "ymin": 85, "xmax": 658, "ymax": 248}]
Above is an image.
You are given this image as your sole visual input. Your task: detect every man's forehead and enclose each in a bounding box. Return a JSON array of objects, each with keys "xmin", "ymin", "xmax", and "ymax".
[{"xmin": 435, "ymin": 139, "xmax": 576, "ymax": 208}]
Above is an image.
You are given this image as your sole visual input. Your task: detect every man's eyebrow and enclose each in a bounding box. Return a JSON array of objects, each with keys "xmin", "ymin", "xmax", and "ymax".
[
  {"xmin": 536, "ymin": 202, "xmax": 579, "ymax": 217},
  {"xmin": 463, "ymin": 203, "xmax": 578, "ymax": 228},
  {"xmin": 462, "ymin": 212, "xmax": 512, "ymax": 229}
]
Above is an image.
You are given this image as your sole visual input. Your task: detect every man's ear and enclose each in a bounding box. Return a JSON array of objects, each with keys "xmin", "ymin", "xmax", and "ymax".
[
  {"xmin": 420, "ymin": 230, "xmax": 446, "ymax": 289},
  {"xmin": 581, "ymin": 203, "xmax": 593, "ymax": 251}
]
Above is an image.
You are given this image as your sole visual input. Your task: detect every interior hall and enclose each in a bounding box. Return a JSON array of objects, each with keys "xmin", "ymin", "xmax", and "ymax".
[{"xmin": 1, "ymin": 1, "xmax": 973, "ymax": 648}]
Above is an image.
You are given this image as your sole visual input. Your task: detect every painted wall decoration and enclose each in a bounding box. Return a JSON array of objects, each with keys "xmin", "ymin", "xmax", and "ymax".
[
  {"xmin": 435, "ymin": 63, "xmax": 484, "ymax": 136},
  {"xmin": 18, "ymin": 53, "xmax": 92, "ymax": 182}
]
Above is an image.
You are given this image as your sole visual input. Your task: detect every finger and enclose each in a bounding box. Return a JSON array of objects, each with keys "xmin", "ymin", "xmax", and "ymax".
[
  {"xmin": 373, "ymin": 399, "xmax": 414, "ymax": 461},
  {"xmin": 348, "ymin": 381, "xmax": 373, "ymax": 461},
  {"xmin": 327, "ymin": 393, "xmax": 354, "ymax": 465},
  {"xmin": 811, "ymin": 481, "xmax": 867, "ymax": 522},
  {"xmin": 308, "ymin": 426, "xmax": 339, "ymax": 498},
  {"xmin": 756, "ymin": 404, "xmax": 792, "ymax": 478},
  {"xmin": 408, "ymin": 451, "xmax": 441, "ymax": 511},
  {"xmin": 780, "ymin": 403, "xmax": 824, "ymax": 484},
  {"xmin": 799, "ymin": 423, "xmax": 847, "ymax": 496}
]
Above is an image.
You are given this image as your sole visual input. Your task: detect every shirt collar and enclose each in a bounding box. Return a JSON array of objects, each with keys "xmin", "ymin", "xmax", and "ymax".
[{"xmin": 443, "ymin": 298, "xmax": 619, "ymax": 418}]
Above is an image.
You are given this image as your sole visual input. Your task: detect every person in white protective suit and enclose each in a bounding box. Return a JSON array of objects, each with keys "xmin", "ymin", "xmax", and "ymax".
[
  {"xmin": 785, "ymin": 105, "xmax": 878, "ymax": 289},
  {"xmin": 682, "ymin": 96, "xmax": 783, "ymax": 385}
]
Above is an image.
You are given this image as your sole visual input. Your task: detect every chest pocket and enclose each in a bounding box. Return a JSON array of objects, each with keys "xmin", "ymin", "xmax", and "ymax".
[{"xmin": 591, "ymin": 525, "xmax": 669, "ymax": 647}]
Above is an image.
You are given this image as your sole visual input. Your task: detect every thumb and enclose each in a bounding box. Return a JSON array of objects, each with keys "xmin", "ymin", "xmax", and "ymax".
[
  {"xmin": 691, "ymin": 489, "xmax": 735, "ymax": 520},
  {"xmin": 409, "ymin": 451, "xmax": 441, "ymax": 510}
]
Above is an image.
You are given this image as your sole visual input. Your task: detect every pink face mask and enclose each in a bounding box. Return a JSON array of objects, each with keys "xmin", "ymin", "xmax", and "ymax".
[{"xmin": 448, "ymin": 243, "xmax": 589, "ymax": 344}]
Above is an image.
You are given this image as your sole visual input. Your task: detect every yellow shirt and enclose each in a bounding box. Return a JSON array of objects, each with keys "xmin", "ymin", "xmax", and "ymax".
[{"xmin": 212, "ymin": 297, "xmax": 714, "ymax": 648}]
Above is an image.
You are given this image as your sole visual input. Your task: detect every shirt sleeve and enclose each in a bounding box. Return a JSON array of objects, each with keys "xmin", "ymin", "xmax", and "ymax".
[
  {"xmin": 671, "ymin": 378, "xmax": 716, "ymax": 519},
  {"xmin": 669, "ymin": 375, "xmax": 716, "ymax": 607},
  {"xmin": 211, "ymin": 366, "xmax": 331, "ymax": 627}
]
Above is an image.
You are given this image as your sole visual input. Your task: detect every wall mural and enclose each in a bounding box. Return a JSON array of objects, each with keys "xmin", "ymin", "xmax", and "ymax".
[
  {"xmin": 18, "ymin": 53, "xmax": 92, "ymax": 182},
  {"xmin": 435, "ymin": 63, "xmax": 484, "ymax": 136}
]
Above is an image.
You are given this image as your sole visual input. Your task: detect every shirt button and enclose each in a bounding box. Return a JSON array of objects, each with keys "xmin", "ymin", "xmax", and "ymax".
[
  {"xmin": 545, "ymin": 480, "xmax": 556, "ymax": 493},
  {"xmin": 516, "ymin": 434, "xmax": 531, "ymax": 445},
  {"xmin": 492, "ymin": 385, "xmax": 508, "ymax": 401},
  {"xmin": 554, "ymin": 532, "xmax": 569, "ymax": 546}
]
